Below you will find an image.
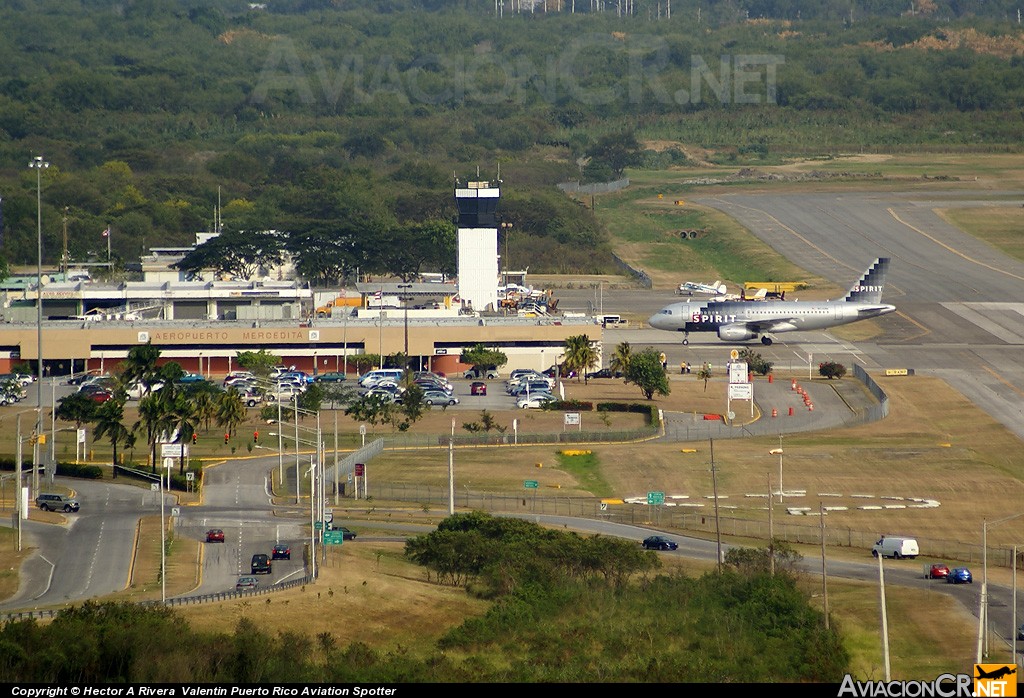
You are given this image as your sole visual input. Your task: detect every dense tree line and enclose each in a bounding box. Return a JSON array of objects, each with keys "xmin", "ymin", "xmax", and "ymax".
[
  {"xmin": 0, "ymin": 514, "xmax": 847, "ymax": 682},
  {"xmin": 1, "ymin": 2, "xmax": 1022, "ymax": 277}
]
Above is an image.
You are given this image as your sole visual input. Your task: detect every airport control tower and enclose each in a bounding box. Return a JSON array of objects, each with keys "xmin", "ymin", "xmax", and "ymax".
[{"xmin": 455, "ymin": 181, "xmax": 500, "ymax": 312}]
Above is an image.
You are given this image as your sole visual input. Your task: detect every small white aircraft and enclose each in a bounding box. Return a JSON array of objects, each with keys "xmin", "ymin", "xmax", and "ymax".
[
  {"xmin": 651, "ymin": 258, "xmax": 895, "ymax": 346},
  {"xmin": 677, "ymin": 280, "xmax": 728, "ymax": 296}
]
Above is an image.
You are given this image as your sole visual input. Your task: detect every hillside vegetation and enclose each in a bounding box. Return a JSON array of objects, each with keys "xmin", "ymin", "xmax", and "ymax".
[{"xmin": 1, "ymin": 1, "xmax": 1023, "ymax": 278}]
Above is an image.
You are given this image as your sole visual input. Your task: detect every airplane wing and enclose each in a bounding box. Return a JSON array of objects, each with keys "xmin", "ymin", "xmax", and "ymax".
[{"xmin": 746, "ymin": 317, "xmax": 801, "ymax": 333}]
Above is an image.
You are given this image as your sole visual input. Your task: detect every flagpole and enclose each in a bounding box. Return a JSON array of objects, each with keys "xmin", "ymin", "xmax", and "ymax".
[{"xmin": 106, "ymin": 227, "xmax": 111, "ymax": 267}]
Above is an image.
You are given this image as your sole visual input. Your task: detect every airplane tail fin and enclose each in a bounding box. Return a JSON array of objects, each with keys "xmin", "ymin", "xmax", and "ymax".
[{"xmin": 843, "ymin": 258, "xmax": 890, "ymax": 304}]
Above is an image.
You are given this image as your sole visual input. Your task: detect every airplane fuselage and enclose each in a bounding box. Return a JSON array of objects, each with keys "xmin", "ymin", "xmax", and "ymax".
[{"xmin": 649, "ymin": 298, "xmax": 897, "ymax": 342}]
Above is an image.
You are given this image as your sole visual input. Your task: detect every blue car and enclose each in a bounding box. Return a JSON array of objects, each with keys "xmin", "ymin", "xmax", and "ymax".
[{"xmin": 946, "ymin": 567, "xmax": 973, "ymax": 584}]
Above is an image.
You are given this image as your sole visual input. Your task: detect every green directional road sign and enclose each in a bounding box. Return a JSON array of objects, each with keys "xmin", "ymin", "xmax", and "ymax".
[
  {"xmin": 647, "ymin": 491, "xmax": 665, "ymax": 505},
  {"xmin": 323, "ymin": 530, "xmax": 345, "ymax": 545},
  {"xmin": 314, "ymin": 521, "xmax": 323, "ymax": 530},
  {"xmin": 524, "ymin": 480, "xmax": 539, "ymax": 489}
]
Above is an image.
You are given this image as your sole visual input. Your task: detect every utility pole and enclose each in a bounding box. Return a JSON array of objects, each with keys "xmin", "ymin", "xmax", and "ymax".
[
  {"xmin": 820, "ymin": 502, "xmax": 829, "ymax": 630},
  {"xmin": 710, "ymin": 438, "xmax": 722, "ymax": 572},
  {"xmin": 767, "ymin": 472, "xmax": 774, "ymax": 576}
]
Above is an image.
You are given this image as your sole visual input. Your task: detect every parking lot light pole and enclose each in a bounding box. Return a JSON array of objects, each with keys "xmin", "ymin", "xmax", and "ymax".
[
  {"xmin": 30, "ymin": 155, "xmax": 48, "ymax": 501},
  {"xmin": 398, "ymin": 284, "xmax": 412, "ymax": 359}
]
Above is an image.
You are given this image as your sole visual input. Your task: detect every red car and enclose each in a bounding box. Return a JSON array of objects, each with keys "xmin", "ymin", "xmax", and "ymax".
[
  {"xmin": 928, "ymin": 563, "xmax": 950, "ymax": 579},
  {"xmin": 205, "ymin": 529, "xmax": 225, "ymax": 543},
  {"xmin": 470, "ymin": 381, "xmax": 487, "ymax": 396},
  {"xmin": 87, "ymin": 389, "xmax": 114, "ymax": 403}
]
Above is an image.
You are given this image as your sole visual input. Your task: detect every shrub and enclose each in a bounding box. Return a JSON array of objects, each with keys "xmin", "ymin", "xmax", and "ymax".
[
  {"xmin": 56, "ymin": 462, "xmax": 103, "ymax": 479},
  {"xmin": 818, "ymin": 361, "xmax": 847, "ymax": 379}
]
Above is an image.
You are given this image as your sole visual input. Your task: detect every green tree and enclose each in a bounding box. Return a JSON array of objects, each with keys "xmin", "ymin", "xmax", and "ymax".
[
  {"xmin": 344, "ymin": 394, "xmax": 395, "ymax": 429},
  {"xmin": 118, "ymin": 342, "xmax": 162, "ymax": 396},
  {"xmin": 819, "ymin": 362, "xmax": 846, "ymax": 379},
  {"xmin": 298, "ymin": 383, "xmax": 325, "ymax": 414},
  {"xmin": 609, "ymin": 342, "xmax": 633, "ymax": 377},
  {"xmin": 93, "ymin": 397, "xmax": 135, "ymax": 471},
  {"xmin": 738, "ymin": 348, "xmax": 774, "ymax": 376},
  {"xmin": 697, "ymin": 362, "xmax": 713, "ymax": 392},
  {"xmin": 236, "ymin": 350, "xmax": 282, "ymax": 379},
  {"xmin": 562, "ymin": 334, "xmax": 599, "ymax": 383},
  {"xmin": 55, "ymin": 392, "xmax": 99, "ymax": 429},
  {"xmin": 585, "ymin": 131, "xmax": 643, "ymax": 179},
  {"xmin": 134, "ymin": 390, "xmax": 176, "ymax": 471},
  {"xmin": 172, "ymin": 228, "xmax": 285, "ymax": 280},
  {"xmin": 214, "ymin": 390, "xmax": 246, "ymax": 439},
  {"xmin": 459, "ymin": 344, "xmax": 507, "ymax": 376},
  {"xmin": 623, "ymin": 348, "xmax": 670, "ymax": 400}
]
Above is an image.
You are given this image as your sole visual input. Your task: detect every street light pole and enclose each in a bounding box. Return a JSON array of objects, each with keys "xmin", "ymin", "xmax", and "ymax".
[
  {"xmin": 977, "ymin": 510, "xmax": 1024, "ymax": 662},
  {"xmin": 398, "ymin": 283, "xmax": 412, "ymax": 360},
  {"xmin": 29, "ymin": 155, "xmax": 48, "ymax": 502}
]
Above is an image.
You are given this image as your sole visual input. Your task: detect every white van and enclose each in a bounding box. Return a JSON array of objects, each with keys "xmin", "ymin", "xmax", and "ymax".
[
  {"xmin": 358, "ymin": 368, "xmax": 405, "ymax": 388},
  {"xmin": 871, "ymin": 536, "xmax": 919, "ymax": 560}
]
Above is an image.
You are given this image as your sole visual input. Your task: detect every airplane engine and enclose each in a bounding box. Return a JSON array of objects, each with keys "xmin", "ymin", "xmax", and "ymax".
[{"xmin": 718, "ymin": 325, "xmax": 758, "ymax": 342}]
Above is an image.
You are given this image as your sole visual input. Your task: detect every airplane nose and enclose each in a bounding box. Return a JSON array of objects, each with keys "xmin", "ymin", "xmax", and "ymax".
[{"xmin": 648, "ymin": 313, "xmax": 665, "ymax": 329}]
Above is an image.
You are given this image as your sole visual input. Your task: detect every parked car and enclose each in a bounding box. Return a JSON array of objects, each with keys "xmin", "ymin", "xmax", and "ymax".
[
  {"xmin": 314, "ymin": 372, "xmax": 347, "ymax": 383},
  {"xmin": 67, "ymin": 372, "xmax": 101, "ymax": 386},
  {"xmin": 927, "ymin": 563, "xmax": 950, "ymax": 579},
  {"xmin": 251, "ymin": 553, "xmax": 272, "ymax": 575},
  {"xmin": 543, "ymin": 365, "xmax": 576, "ymax": 379},
  {"xmin": 470, "ymin": 381, "xmax": 487, "ymax": 396},
  {"xmin": 86, "ymin": 389, "xmax": 114, "ymax": 403},
  {"xmin": 946, "ymin": 567, "xmax": 973, "ymax": 584},
  {"xmin": 509, "ymin": 381, "xmax": 554, "ymax": 397},
  {"xmin": 517, "ymin": 394, "xmax": 554, "ymax": 409},
  {"xmin": 272, "ymin": 543, "xmax": 291, "ymax": 560},
  {"xmin": 235, "ymin": 576, "xmax": 259, "ymax": 592},
  {"xmin": 125, "ymin": 381, "xmax": 164, "ymax": 400},
  {"xmin": 423, "ymin": 390, "xmax": 459, "ymax": 406},
  {"xmin": 642, "ymin": 535, "xmax": 678, "ymax": 551},
  {"xmin": 463, "ymin": 366, "xmax": 500, "ymax": 380},
  {"xmin": 281, "ymin": 371, "xmax": 313, "ymax": 385},
  {"xmin": 205, "ymin": 529, "xmax": 225, "ymax": 543},
  {"xmin": 176, "ymin": 373, "xmax": 206, "ymax": 384},
  {"xmin": 36, "ymin": 493, "xmax": 80, "ymax": 512},
  {"xmin": 337, "ymin": 527, "xmax": 357, "ymax": 541},
  {"xmin": 585, "ymin": 368, "xmax": 622, "ymax": 380}
]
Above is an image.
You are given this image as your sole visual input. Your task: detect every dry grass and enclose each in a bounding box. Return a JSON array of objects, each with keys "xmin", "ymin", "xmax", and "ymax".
[{"xmin": 174, "ymin": 543, "xmax": 488, "ymax": 651}]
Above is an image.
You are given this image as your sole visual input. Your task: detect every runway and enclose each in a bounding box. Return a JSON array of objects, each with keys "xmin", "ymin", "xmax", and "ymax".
[{"xmin": 558, "ymin": 189, "xmax": 1024, "ymax": 442}]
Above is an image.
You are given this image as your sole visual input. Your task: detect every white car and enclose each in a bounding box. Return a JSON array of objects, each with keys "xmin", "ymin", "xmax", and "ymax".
[
  {"xmin": 517, "ymin": 394, "xmax": 554, "ymax": 409},
  {"xmin": 125, "ymin": 381, "xmax": 165, "ymax": 400}
]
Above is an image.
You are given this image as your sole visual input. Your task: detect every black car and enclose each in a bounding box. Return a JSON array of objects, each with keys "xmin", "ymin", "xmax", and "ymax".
[
  {"xmin": 585, "ymin": 368, "xmax": 622, "ymax": 380},
  {"xmin": 337, "ymin": 527, "xmax": 357, "ymax": 541},
  {"xmin": 272, "ymin": 544, "xmax": 291, "ymax": 560},
  {"xmin": 642, "ymin": 535, "xmax": 678, "ymax": 551},
  {"xmin": 251, "ymin": 553, "xmax": 272, "ymax": 575}
]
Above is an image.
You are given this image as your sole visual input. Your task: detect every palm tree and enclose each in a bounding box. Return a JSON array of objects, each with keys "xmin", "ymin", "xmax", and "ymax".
[
  {"xmin": 134, "ymin": 391, "xmax": 176, "ymax": 472},
  {"xmin": 698, "ymin": 362, "xmax": 713, "ymax": 392},
  {"xmin": 192, "ymin": 389, "xmax": 217, "ymax": 432},
  {"xmin": 118, "ymin": 342, "xmax": 162, "ymax": 397},
  {"xmin": 609, "ymin": 342, "xmax": 633, "ymax": 377},
  {"xmin": 93, "ymin": 398, "xmax": 135, "ymax": 475},
  {"xmin": 563, "ymin": 334, "xmax": 600, "ymax": 384},
  {"xmin": 214, "ymin": 390, "xmax": 246, "ymax": 439},
  {"xmin": 168, "ymin": 391, "xmax": 201, "ymax": 474}
]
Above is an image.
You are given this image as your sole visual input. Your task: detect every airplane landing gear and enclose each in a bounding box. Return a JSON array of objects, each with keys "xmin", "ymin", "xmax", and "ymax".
[
  {"xmin": 682, "ymin": 331, "xmax": 689, "ymax": 345},
  {"xmin": 761, "ymin": 336, "xmax": 773, "ymax": 346}
]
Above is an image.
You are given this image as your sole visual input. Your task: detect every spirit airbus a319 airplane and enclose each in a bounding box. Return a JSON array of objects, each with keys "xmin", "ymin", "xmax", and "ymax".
[{"xmin": 649, "ymin": 258, "xmax": 895, "ymax": 346}]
